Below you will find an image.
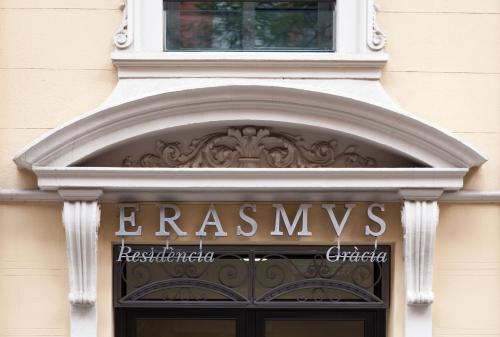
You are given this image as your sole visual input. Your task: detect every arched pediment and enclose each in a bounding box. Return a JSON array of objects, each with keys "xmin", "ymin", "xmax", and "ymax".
[{"xmin": 14, "ymin": 85, "xmax": 485, "ymax": 170}]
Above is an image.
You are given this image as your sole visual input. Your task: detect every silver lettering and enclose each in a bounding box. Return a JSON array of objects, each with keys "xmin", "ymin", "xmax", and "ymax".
[
  {"xmin": 116, "ymin": 204, "xmax": 142, "ymax": 236},
  {"xmin": 270, "ymin": 204, "xmax": 312, "ymax": 236}
]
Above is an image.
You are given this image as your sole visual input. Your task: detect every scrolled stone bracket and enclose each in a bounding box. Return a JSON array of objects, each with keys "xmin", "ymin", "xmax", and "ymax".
[
  {"xmin": 367, "ymin": 0, "xmax": 387, "ymax": 51},
  {"xmin": 113, "ymin": 0, "xmax": 134, "ymax": 49},
  {"xmin": 399, "ymin": 189, "xmax": 442, "ymax": 305},
  {"xmin": 59, "ymin": 189, "xmax": 102, "ymax": 337}
]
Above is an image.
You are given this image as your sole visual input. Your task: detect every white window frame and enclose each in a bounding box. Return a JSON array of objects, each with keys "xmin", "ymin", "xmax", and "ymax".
[{"xmin": 112, "ymin": 0, "xmax": 387, "ymax": 79}]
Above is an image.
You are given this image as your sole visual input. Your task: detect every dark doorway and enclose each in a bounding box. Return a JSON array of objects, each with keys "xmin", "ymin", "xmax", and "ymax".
[
  {"xmin": 114, "ymin": 246, "xmax": 389, "ymax": 337},
  {"xmin": 123, "ymin": 308, "xmax": 383, "ymax": 337}
]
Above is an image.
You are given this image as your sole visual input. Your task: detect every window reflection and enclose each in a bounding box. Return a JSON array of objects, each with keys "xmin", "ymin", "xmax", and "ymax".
[{"xmin": 165, "ymin": 1, "xmax": 335, "ymax": 51}]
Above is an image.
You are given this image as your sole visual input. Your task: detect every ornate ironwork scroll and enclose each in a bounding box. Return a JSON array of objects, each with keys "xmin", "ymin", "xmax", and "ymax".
[
  {"xmin": 114, "ymin": 246, "xmax": 389, "ymax": 308},
  {"xmin": 122, "ymin": 127, "xmax": 377, "ymax": 168},
  {"xmin": 256, "ymin": 279, "xmax": 383, "ymax": 303},
  {"xmin": 254, "ymin": 252, "xmax": 384, "ymax": 303},
  {"xmin": 119, "ymin": 250, "xmax": 250, "ymax": 304}
]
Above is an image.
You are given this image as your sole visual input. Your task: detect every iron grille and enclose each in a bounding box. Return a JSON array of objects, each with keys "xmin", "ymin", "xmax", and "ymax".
[{"xmin": 113, "ymin": 245, "xmax": 390, "ymax": 309}]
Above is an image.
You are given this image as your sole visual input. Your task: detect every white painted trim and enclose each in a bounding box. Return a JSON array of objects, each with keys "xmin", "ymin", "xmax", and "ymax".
[
  {"xmin": 58, "ymin": 189, "xmax": 102, "ymax": 201},
  {"xmin": 62, "ymin": 200, "xmax": 100, "ymax": 337},
  {"xmin": 406, "ymin": 305, "xmax": 432, "ymax": 337},
  {"xmin": 3, "ymin": 189, "xmax": 500, "ymax": 203},
  {"xmin": 402, "ymin": 200, "xmax": 439, "ymax": 305},
  {"xmin": 0, "ymin": 189, "xmax": 61, "ymax": 202},
  {"xmin": 440, "ymin": 190, "xmax": 500, "ymax": 203},
  {"xmin": 112, "ymin": 52, "xmax": 388, "ymax": 79},
  {"xmin": 13, "ymin": 85, "xmax": 486, "ymax": 170},
  {"xmin": 402, "ymin": 200, "xmax": 439, "ymax": 337},
  {"xmin": 32, "ymin": 167, "xmax": 467, "ymax": 192},
  {"xmin": 70, "ymin": 306, "xmax": 97, "ymax": 337},
  {"xmin": 336, "ymin": 0, "xmax": 365, "ymax": 53},
  {"xmin": 137, "ymin": 0, "xmax": 163, "ymax": 52},
  {"xmin": 399, "ymin": 189, "xmax": 444, "ymax": 201},
  {"xmin": 62, "ymin": 201, "xmax": 100, "ymax": 305}
]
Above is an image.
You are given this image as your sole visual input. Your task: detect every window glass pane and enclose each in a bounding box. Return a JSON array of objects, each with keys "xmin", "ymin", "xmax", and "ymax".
[
  {"xmin": 164, "ymin": 1, "xmax": 335, "ymax": 51},
  {"xmin": 254, "ymin": 2, "xmax": 333, "ymax": 50},
  {"xmin": 266, "ymin": 320, "xmax": 364, "ymax": 337},
  {"xmin": 137, "ymin": 319, "xmax": 236, "ymax": 337}
]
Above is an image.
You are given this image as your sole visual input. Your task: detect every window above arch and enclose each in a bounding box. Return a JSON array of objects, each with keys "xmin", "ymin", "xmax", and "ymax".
[{"xmin": 112, "ymin": 0, "xmax": 388, "ymax": 79}]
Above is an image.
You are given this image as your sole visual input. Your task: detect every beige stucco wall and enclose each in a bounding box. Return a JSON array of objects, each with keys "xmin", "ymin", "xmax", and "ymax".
[
  {"xmin": 0, "ymin": 1, "xmax": 499, "ymax": 337},
  {"xmin": 1, "ymin": 203, "xmax": 499, "ymax": 337}
]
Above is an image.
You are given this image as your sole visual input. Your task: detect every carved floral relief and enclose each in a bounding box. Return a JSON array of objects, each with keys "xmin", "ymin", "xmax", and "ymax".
[{"xmin": 122, "ymin": 127, "xmax": 377, "ymax": 168}]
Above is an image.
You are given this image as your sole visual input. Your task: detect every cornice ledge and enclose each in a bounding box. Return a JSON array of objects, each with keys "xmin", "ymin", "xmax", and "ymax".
[
  {"xmin": 3, "ymin": 189, "xmax": 500, "ymax": 203},
  {"xmin": 33, "ymin": 167, "xmax": 468, "ymax": 192},
  {"xmin": 112, "ymin": 52, "xmax": 388, "ymax": 79}
]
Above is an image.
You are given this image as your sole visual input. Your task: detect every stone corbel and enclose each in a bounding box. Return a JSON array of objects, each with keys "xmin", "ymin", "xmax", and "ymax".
[
  {"xmin": 59, "ymin": 189, "xmax": 102, "ymax": 337},
  {"xmin": 399, "ymin": 189, "xmax": 442, "ymax": 337},
  {"xmin": 366, "ymin": 0, "xmax": 387, "ymax": 51},
  {"xmin": 113, "ymin": 0, "xmax": 134, "ymax": 49},
  {"xmin": 400, "ymin": 189, "xmax": 442, "ymax": 304}
]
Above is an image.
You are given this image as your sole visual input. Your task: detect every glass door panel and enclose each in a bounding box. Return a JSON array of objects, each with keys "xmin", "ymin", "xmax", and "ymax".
[
  {"xmin": 124, "ymin": 309, "xmax": 382, "ymax": 337},
  {"xmin": 136, "ymin": 319, "xmax": 236, "ymax": 337},
  {"xmin": 265, "ymin": 320, "xmax": 364, "ymax": 337}
]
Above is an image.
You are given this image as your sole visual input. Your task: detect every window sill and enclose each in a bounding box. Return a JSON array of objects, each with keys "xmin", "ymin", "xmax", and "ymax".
[{"xmin": 112, "ymin": 52, "xmax": 388, "ymax": 79}]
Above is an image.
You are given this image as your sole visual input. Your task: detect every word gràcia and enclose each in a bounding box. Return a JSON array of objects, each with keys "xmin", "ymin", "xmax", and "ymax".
[{"xmin": 115, "ymin": 203, "xmax": 387, "ymax": 239}]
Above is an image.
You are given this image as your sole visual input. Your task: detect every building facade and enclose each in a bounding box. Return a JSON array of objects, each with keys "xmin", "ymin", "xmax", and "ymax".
[{"xmin": 1, "ymin": 1, "xmax": 499, "ymax": 337}]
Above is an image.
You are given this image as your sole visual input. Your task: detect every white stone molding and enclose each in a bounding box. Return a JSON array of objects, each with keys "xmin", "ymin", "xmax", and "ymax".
[
  {"xmin": 401, "ymin": 198, "xmax": 439, "ymax": 305},
  {"xmin": 113, "ymin": 0, "xmax": 133, "ymax": 50},
  {"xmin": 366, "ymin": 0, "xmax": 387, "ymax": 51},
  {"xmin": 440, "ymin": 190, "xmax": 500, "ymax": 203},
  {"xmin": 60, "ymin": 190, "xmax": 101, "ymax": 337},
  {"xmin": 401, "ymin": 195, "xmax": 440, "ymax": 337},
  {"xmin": 400, "ymin": 192, "xmax": 440, "ymax": 337},
  {"xmin": 62, "ymin": 201, "xmax": 101, "ymax": 305},
  {"xmin": 4, "ymin": 188, "xmax": 500, "ymax": 203},
  {"xmin": 59, "ymin": 189, "xmax": 104, "ymax": 201},
  {"xmin": 13, "ymin": 85, "xmax": 486, "ymax": 170},
  {"xmin": 399, "ymin": 189, "xmax": 444, "ymax": 201},
  {"xmin": 112, "ymin": 52, "xmax": 388, "ymax": 79},
  {"xmin": 34, "ymin": 167, "xmax": 467, "ymax": 192},
  {"xmin": 405, "ymin": 305, "xmax": 433, "ymax": 337}
]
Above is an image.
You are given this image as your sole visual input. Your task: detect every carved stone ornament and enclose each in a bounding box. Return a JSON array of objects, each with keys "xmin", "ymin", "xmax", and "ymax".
[
  {"xmin": 401, "ymin": 200, "xmax": 439, "ymax": 305},
  {"xmin": 62, "ymin": 201, "xmax": 100, "ymax": 306},
  {"xmin": 367, "ymin": 0, "xmax": 387, "ymax": 51},
  {"xmin": 113, "ymin": 0, "xmax": 133, "ymax": 49},
  {"xmin": 123, "ymin": 127, "xmax": 377, "ymax": 168}
]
